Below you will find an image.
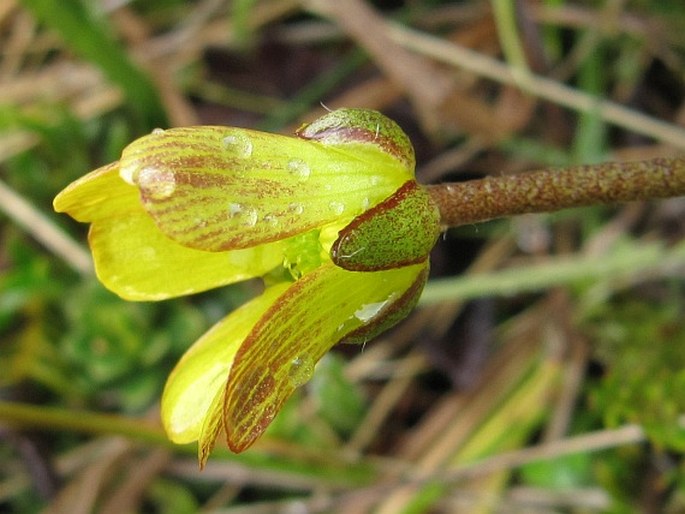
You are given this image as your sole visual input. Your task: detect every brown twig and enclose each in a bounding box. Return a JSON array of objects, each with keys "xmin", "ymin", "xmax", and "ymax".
[{"xmin": 426, "ymin": 157, "xmax": 685, "ymax": 227}]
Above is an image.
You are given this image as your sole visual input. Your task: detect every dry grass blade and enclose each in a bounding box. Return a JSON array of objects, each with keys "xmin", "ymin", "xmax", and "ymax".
[
  {"xmin": 0, "ymin": 178, "xmax": 92, "ymax": 274},
  {"xmin": 385, "ymin": 23, "xmax": 685, "ymax": 150}
]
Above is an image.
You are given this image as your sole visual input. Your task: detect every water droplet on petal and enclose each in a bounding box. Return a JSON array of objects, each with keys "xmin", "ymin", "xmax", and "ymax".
[
  {"xmin": 242, "ymin": 207, "xmax": 258, "ymax": 227},
  {"xmin": 287, "ymin": 159, "xmax": 311, "ymax": 181},
  {"xmin": 288, "ymin": 355, "xmax": 315, "ymax": 388},
  {"xmin": 119, "ymin": 163, "xmax": 137, "ymax": 185},
  {"xmin": 370, "ymin": 175, "xmax": 380, "ymax": 186},
  {"xmin": 354, "ymin": 293, "xmax": 398, "ymax": 323},
  {"xmin": 354, "ymin": 300, "xmax": 389, "ymax": 323},
  {"xmin": 140, "ymin": 246, "xmax": 157, "ymax": 260},
  {"xmin": 151, "ymin": 127, "xmax": 165, "ymax": 135},
  {"xmin": 137, "ymin": 167, "xmax": 176, "ymax": 199},
  {"xmin": 328, "ymin": 201, "xmax": 345, "ymax": 215},
  {"xmin": 228, "ymin": 202, "xmax": 242, "ymax": 216},
  {"xmin": 222, "ymin": 133, "xmax": 253, "ymax": 158},
  {"xmin": 263, "ymin": 214, "xmax": 279, "ymax": 226},
  {"xmin": 288, "ymin": 203, "xmax": 304, "ymax": 215},
  {"xmin": 361, "ymin": 197, "xmax": 370, "ymax": 210},
  {"xmin": 228, "ymin": 203, "xmax": 258, "ymax": 226}
]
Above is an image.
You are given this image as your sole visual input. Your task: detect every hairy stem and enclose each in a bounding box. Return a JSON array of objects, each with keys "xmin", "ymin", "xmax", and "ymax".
[{"xmin": 426, "ymin": 157, "xmax": 685, "ymax": 228}]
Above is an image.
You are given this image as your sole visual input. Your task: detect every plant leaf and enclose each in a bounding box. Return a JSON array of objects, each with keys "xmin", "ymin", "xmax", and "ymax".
[{"xmin": 223, "ymin": 261, "xmax": 427, "ymax": 452}]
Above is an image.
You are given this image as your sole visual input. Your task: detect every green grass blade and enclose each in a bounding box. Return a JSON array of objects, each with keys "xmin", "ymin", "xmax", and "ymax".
[{"xmin": 420, "ymin": 240, "xmax": 685, "ymax": 305}]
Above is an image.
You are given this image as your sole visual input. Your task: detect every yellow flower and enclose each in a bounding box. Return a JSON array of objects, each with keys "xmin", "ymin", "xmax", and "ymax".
[{"xmin": 54, "ymin": 108, "xmax": 440, "ymax": 463}]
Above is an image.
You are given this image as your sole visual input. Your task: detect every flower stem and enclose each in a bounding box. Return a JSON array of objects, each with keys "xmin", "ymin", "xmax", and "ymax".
[{"xmin": 426, "ymin": 157, "xmax": 685, "ymax": 228}]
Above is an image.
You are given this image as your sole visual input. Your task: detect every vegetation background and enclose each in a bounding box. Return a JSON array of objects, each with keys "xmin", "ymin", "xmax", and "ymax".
[{"xmin": 1, "ymin": 0, "xmax": 684, "ymax": 512}]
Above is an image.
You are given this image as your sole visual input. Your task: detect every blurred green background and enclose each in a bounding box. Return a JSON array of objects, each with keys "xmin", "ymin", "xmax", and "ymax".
[{"xmin": 1, "ymin": 0, "xmax": 684, "ymax": 512}]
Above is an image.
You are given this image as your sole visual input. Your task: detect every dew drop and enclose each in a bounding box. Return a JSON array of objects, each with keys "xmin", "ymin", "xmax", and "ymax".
[
  {"xmin": 151, "ymin": 127, "xmax": 165, "ymax": 135},
  {"xmin": 361, "ymin": 197, "xmax": 370, "ymax": 210},
  {"xmin": 228, "ymin": 203, "xmax": 258, "ymax": 226},
  {"xmin": 140, "ymin": 246, "xmax": 158, "ymax": 260},
  {"xmin": 242, "ymin": 207, "xmax": 258, "ymax": 227},
  {"xmin": 370, "ymin": 175, "xmax": 380, "ymax": 186},
  {"xmin": 263, "ymin": 214, "xmax": 279, "ymax": 226},
  {"xmin": 287, "ymin": 159, "xmax": 311, "ymax": 181},
  {"xmin": 354, "ymin": 300, "xmax": 390, "ymax": 323},
  {"xmin": 288, "ymin": 355, "xmax": 315, "ymax": 388},
  {"xmin": 228, "ymin": 202, "xmax": 243, "ymax": 217},
  {"xmin": 119, "ymin": 163, "xmax": 137, "ymax": 185},
  {"xmin": 354, "ymin": 292, "xmax": 398, "ymax": 324},
  {"xmin": 137, "ymin": 167, "xmax": 176, "ymax": 199},
  {"xmin": 288, "ymin": 203, "xmax": 304, "ymax": 215},
  {"xmin": 222, "ymin": 133, "xmax": 253, "ymax": 158},
  {"xmin": 328, "ymin": 201, "xmax": 345, "ymax": 215}
]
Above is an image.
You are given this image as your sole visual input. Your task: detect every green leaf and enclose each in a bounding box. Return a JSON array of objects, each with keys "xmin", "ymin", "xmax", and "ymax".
[
  {"xmin": 223, "ymin": 261, "xmax": 427, "ymax": 452},
  {"xmin": 311, "ymin": 354, "xmax": 367, "ymax": 435},
  {"xmin": 331, "ymin": 180, "xmax": 441, "ymax": 271},
  {"xmin": 118, "ymin": 120, "xmax": 412, "ymax": 252}
]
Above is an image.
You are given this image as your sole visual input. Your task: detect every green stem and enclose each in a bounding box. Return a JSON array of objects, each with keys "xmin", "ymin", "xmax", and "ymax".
[
  {"xmin": 0, "ymin": 400, "xmax": 378, "ymax": 485},
  {"xmin": 491, "ymin": 0, "xmax": 531, "ymax": 82},
  {"xmin": 426, "ymin": 157, "xmax": 685, "ymax": 228},
  {"xmin": 419, "ymin": 240, "xmax": 685, "ymax": 305},
  {"xmin": 0, "ymin": 400, "xmax": 170, "ymax": 446}
]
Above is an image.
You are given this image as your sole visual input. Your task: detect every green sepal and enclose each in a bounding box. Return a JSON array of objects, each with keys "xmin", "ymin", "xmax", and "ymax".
[
  {"xmin": 331, "ymin": 180, "xmax": 441, "ymax": 271},
  {"xmin": 296, "ymin": 108, "xmax": 415, "ymax": 171}
]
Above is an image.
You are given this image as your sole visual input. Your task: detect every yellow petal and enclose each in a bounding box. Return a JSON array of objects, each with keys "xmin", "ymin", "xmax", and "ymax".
[
  {"xmin": 55, "ymin": 162, "xmax": 284, "ymax": 300},
  {"xmin": 53, "ymin": 162, "xmax": 135, "ymax": 221},
  {"xmin": 118, "ymin": 126, "xmax": 412, "ymax": 252},
  {"xmin": 88, "ymin": 213, "xmax": 284, "ymax": 300},
  {"xmin": 161, "ymin": 283, "xmax": 290, "ymax": 445},
  {"xmin": 223, "ymin": 261, "xmax": 427, "ymax": 452},
  {"xmin": 197, "ymin": 387, "xmax": 225, "ymax": 468}
]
